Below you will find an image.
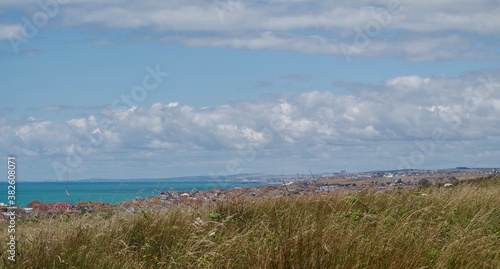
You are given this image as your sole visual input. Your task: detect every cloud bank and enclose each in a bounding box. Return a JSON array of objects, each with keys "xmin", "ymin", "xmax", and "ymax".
[
  {"xmin": 2, "ymin": 70, "xmax": 499, "ymax": 179},
  {"xmin": 1, "ymin": 0, "xmax": 499, "ymax": 60}
]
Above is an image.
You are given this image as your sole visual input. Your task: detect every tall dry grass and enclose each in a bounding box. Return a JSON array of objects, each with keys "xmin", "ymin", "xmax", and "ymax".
[{"xmin": 1, "ymin": 175, "xmax": 499, "ymax": 268}]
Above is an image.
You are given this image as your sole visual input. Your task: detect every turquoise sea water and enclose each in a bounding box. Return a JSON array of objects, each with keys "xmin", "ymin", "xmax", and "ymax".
[{"xmin": 1, "ymin": 180, "xmax": 267, "ymax": 208}]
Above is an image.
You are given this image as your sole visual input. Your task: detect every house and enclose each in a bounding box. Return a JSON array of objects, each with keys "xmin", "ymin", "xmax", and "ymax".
[
  {"xmin": 0, "ymin": 203, "xmax": 9, "ymax": 214},
  {"xmin": 149, "ymin": 197, "xmax": 161, "ymax": 205},
  {"xmin": 47, "ymin": 202, "xmax": 75, "ymax": 213},
  {"xmin": 179, "ymin": 193, "xmax": 190, "ymax": 202},
  {"xmin": 27, "ymin": 200, "xmax": 41, "ymax": 209},
  {"xmin": 319, "ymin": 185, "xmax": 340, "ymax": 192},
  {"xmin": 76, "ymin": 201, "xmax": 92, "ymax": 211},
  {"xmin": 92, "ymin": 202, "xmax": 112, "ymax": 211},
  {"xmin": 159, "ymin": 192, "xmax": 170, "ymax": 200},
  {"xmin": 76, "ymin": 201, "xmax": 112, "ymax": 212},
  {"xmin": 27, "ymin": 200, "xmax": 49, "ymax": 212},
  {"xmin": 0, "ymin": 203, "xmax": 25, "ymax": 219},
  {"xmin": 121, "ymin": 201, "xmax": 139, "ymax": 213}
]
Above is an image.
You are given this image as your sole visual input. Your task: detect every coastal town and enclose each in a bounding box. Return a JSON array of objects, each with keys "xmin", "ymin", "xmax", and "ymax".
[{"xmin": 2, "ymin": 168, "xmax": 498, "ymax": 219}]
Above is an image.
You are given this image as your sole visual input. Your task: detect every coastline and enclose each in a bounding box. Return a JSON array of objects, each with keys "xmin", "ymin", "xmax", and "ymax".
[{"xmin": 4, "ymin": 168, "xmax": 497, "ymax": 216}]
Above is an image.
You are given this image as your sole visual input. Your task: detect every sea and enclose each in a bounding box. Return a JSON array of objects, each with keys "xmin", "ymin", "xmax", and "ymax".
[{"xmin": 1, "ymin": 180, "xmax": 268, "ymax": 208}]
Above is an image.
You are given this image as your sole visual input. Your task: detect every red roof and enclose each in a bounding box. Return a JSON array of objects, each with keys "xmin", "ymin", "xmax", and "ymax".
[
  {"xmin": 27, "ymin": 200, "xmax": 42, "ymax": 208},
  {"xmin": 49, "ymin": 202, "xmax": 74, "ymax": 208}
]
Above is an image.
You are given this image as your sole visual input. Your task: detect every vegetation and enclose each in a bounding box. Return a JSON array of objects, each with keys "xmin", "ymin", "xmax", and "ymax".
[{"xmin": 2, "ymin": 176, "xmax": 499, "ymax": 268}]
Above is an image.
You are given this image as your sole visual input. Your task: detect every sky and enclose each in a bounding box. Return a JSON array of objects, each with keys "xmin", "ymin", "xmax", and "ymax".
[{"xmin": 1, "ymin": 0, "xmax": 500, "ymax": 181}]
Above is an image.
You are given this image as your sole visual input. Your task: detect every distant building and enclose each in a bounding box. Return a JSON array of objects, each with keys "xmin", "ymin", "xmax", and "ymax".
[
  {"xmin": 0, "ymin": 203, "xmax": 25, "ymax": 218},
  {"xmin": 180, "ymin": 193, "xmax": 190, "ymax": 202},
  {"xmin": 27, "ymin": 200, "xmax": 49, "ymax": 212},
  {"xmin": 159, "ymin": 192, "xmax": 171, "ymax": 200},
  {"xmin": 47, "ymin": 202, "xmax": 75, "ymax": 213},
  {"xmin": 319, "ymin": 185, "xmax": 340, "ymax": 192},
  {"xmin": 0, "ymin": 203, "xmax": 10, "ymax": 216},
  {"xmin": 76, "ymin": 201, "xmax": 111, "ymax": 212},
  {"xmin": 76, "ymin": 201, "xmax": 92, "ymax": 211}
]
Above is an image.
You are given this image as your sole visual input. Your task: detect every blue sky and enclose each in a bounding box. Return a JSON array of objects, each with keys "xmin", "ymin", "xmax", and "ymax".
[{"xmin": 1, "ymin": 0, "xmax": 499, "ymax": 181}]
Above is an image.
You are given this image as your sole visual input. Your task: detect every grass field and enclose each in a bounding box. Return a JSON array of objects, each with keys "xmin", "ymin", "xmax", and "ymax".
[{"xmin": 1, "ymin": 175, "xmax": 499, "ymax": 268}]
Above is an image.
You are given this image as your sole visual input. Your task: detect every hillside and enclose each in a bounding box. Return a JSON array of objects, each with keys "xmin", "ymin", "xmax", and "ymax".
[{"xmin": 2, "ymin": 176, "xmax": 499, "ymax": 268}]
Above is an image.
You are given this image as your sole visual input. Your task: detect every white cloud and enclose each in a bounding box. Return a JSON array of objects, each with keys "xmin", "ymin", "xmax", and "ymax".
[
  {"xmin": 0, "ymin": 24, "xmax": 23, "ymax": 41},
  {"xmin": 2, "ymin": 0, "xmax": 499, "ymax": 60},
  {"xmin": 386, "ymin": 75, "xmax": 430, "ymax": 89},
  {"xmin": 54, "ymin": 0, "xmax": 500, "ymax": 34},
  {"xmin": 2, "ymin": 69, "xmax": 500, "ymax": 179}
]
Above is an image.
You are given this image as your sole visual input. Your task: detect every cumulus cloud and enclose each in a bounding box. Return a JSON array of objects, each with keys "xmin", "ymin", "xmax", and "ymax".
[
  {"xmin": 0, "ymin": 24, "xmax": 23, "ymax": 41},
  {"xmin": 1, "ymin": 69, "xmax": 500, "ymax": 179},
  {"xmin": 2, "ymin": 0, "xmax": 499, "ymax": 60}
]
